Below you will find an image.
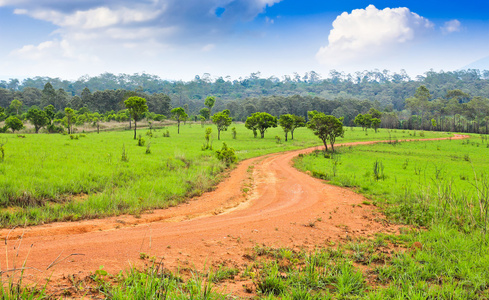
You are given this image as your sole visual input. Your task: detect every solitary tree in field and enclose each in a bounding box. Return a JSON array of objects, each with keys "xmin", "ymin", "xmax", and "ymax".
[
  {"xmin": 124, "ymin": 96, "xmax": 148, "ymax": 139},
  {"xmin": 245, "ymin": 112, "xmax": 277, "ymax": 138},
  {"xmin": 5, "ymin": 116, "xmax": 24, "ymax": 133},
  {"xmin": 204, "ymin": 96, "xmax": 216, "ymax": 116},
  {"xmin": 307, "ymin": 111, "xmax": 344, "ymax": 152},
  {"xmin": 212, "ymin": 109, "xmax": 232, "ymax": 140},
  {"xmin": 171, "ymin": 107, "xmax": 188, "ymax": 134},
  {"xmin": 27, "ymin": 108, "xmax": 49, "ymax": 133}
]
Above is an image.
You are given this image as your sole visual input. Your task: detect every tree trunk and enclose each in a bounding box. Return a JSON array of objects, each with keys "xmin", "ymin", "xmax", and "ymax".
[
  {"xmin": 177, "ymin": 120, "xmax": 180, "ymax": 134},
  {"xmin": 322, "ymin": 139, "xmax": 328, "ymax": 152},
  {"xmin": 218, "ymin": 129, "xmax": 221, "ymax": 140},
  {"xmin": 133, "ymin": 120, "xmax": 137, "ymax": 139},
  {"xmin": 285, "ymin": 132, "xmax": 288, "ymax": 142},
  {"xmin": 291, "ymin": 129, "xmax": 294, "ymax": 140}
]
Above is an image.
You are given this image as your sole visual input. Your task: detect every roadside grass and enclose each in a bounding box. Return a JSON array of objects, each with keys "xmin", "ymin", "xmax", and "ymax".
[
  {"xmin": 294, "ymin": 135, "xmax": 489, "ymax": 298},
  {"xmin": 0, "ymin": 124, "xmax": 446, "ymax": 228}
]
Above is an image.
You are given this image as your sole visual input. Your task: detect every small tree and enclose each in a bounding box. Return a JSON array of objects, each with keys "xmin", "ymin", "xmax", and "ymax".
[
  {"xmin": 279, "ymin": 114, "xmax": 305, "ymax": 141},
  {"xmin": 10, "ymin": 99, "xmax": 22, "ymax": 115},
  {"xmin": 199, "ymin": 107, "xmax": 210, "ymax": 121},
  {"xmin": 290, "ymin": 115, "xmax": 305, "ymax": 140},
  {"xmin": 44, "ymin": 105, "xmax": 56, "ymax": 124},
  {"xmin": 124, "ymin": 96, "xmax": 148, "ymax": 139},
  {"xmin": 307, "ymin": 111, "xmax": 344, "ymax": 152},
  {"xmin": 278, "ymin": 114, "xmax": 294, "ymax": 142},
  {"xmin": 5, "ymin": 116, "xmax": 24, "ymax": 133},
  {"xmin": 64, "ymin": 107, "xmax": 76, "ymax": 134},
  {"xmin": 26, "ymin": 108, "xmax": 49, "ymax": 133},
  {"xmin": 171, "ymin": 107, "xmax": 188, "ymax": 134},
  {"xmin": 245, "ymin": 112, "xmax": 277, "ymax": 138},
  {"xmin": 204, "ymin": 96, "xmax": 216, "ymax": 116},
  {"xmin": 211, "ymin": 109, "xmax": 232, "ymax": 140},
  {"xmin": 371, "ymin": 118, "xmax": 381, "ymax": 133}
]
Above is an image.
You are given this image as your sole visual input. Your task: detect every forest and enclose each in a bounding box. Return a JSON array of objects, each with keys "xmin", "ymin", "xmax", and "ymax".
[{"xmin": 1, "ymin": 69, "xmax": 489, "ymax": 133}]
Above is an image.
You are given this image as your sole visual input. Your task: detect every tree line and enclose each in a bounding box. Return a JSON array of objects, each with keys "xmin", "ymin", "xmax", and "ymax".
[{"xmin": 1, "ymin": 69, "xmax": 489, "ymax": 134}]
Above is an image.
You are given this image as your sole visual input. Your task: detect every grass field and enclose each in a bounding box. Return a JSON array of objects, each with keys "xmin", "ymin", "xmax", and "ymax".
[
  {"xmin": 0, "ymin": 123, "xmax": 447, "ymax": 227},
  {"xmin": 292, "ymin": 134, "xmax": 489, "ymax": 298}
]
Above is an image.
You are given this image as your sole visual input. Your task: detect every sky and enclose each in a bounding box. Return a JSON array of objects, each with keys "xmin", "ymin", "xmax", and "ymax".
[{"xmin": 0, "ymin": 0, "xmax": 488, "ymax": 81}]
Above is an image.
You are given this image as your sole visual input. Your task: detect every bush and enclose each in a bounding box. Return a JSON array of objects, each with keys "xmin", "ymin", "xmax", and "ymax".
[
  {"xmin": 216, "ymin": 143, "xmax": 237, "ymax": 167},
  {"xmin": 137, "ymin": 135, "xmax": 145, "ymax": 146}
]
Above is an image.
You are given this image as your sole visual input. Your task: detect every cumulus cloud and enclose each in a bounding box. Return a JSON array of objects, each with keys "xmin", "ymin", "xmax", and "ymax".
[
  {"xmin": 316, "ymin": 5, "xmax": 433, "ymax": 66},
  {"xmin": 442, "ymin": 19, "xmax": 461, "ymax": 34}
]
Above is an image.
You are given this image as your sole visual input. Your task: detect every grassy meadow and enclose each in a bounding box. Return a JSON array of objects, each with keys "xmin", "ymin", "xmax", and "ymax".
[
  {"xmin": 0, "ymin": 123, "xmax": 448, "ymax": 227},
  {"xmin": 292, "ymin": 134, "xmax": 489, "ymax": 298}
]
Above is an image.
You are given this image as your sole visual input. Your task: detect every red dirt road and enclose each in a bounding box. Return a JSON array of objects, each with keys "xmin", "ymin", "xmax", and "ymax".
[{"xmin": 0, "ymin": 136, "xmax": 468, "ymax": 295}]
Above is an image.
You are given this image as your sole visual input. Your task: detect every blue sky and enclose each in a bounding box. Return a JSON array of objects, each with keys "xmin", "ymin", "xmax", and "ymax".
[{"xmin": 0, "ymin": 0, "xmax": 488, "ymax": 81}]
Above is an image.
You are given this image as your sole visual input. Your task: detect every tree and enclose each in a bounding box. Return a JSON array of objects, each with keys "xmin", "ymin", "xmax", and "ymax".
[
  {"xmin": 245, "ymin": 112, "xmax": 277, "ymax": 138},
  {"xmin": 44, "ymin": 105, "xmax": 56, "ymax": 124},
  {"xmin": 124, "ymin": 96, "xmax": 148, "ymax": 139},
  {"xmin": 278, "ymin": 114, "xmax": 294, "ymax": 141},
  {"xmin": 64, "ymin": 107, "xmax": 76, "ymax": 134},
  {"xmin": 306, "ymin": 111, "xmax": 344, "ymax": 152},
  {"xmin": 5, "ymin": 116, "xmax": 23, "ymax": 133},
  {"xmin": 371, "ymin": 118, "xmax": 381, "ymax": 133},
  {"xmin": 199, "ymin": 107, "xmax": 210, "ymax": 120},
  {"xmin": 41, "ymin": 82, "xmax": 56, "ymax": 108},
  {"xmin": 10, "ymin": 99, "xmax": 22, "ymax": 115},
  {"xmin": 26, "ymin": 108, "xmax": 49, "ymax": 133},
  {"xmin": 211, "ymin": 109, "xmax": 232, "ymax": 140},
  {"xmin": 290, "ymin": 115, "xmax": 305, "ymax": 140},
  {"xmin": 204, "ymin": 96, "xmax": 216, "ymax": 116},
  {"xmin": 171, "ymin": 107, "xmax": 188, "ymax": 134}
]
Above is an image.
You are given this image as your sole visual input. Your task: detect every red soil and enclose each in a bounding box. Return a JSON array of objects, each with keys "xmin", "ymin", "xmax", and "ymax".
[{"xmin": 0, "ymin": 135, "xmax": 468, "ymax": 297}]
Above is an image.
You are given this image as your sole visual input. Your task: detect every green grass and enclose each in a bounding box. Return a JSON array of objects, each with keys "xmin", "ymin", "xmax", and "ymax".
[
  {"xmin": 294, "ymin": 135, "xmax": 489, "ymax": 298},
  {"xmin": 0, "ymin": 124, "xmax": 446, "ymax": 227}
]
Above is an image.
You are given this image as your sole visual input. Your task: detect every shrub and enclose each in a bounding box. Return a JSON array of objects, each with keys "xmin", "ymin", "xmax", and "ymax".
[
  {"xmin": 216, "ymin": 143, "xmax": 237, "ymax": 167},
  {"xmin": 137, "ymin": 135, "xmax": 145, "ymax": 146}
]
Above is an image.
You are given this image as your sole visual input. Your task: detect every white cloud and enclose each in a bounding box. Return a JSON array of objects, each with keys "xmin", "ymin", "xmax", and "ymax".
[
  {"xmin": 442, "ymin": 19, "xmax": 461, "ymax": 34},
  {"xmin": 202, "ymin": 44, "xmax": 216, "ymax": 52},
  {"xmin": 316, "ymin": 5, "xmax": 433, "ymax": 66}
]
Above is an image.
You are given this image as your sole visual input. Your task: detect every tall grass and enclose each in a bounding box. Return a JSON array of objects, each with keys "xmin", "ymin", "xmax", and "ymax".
[{"xmin": 295, "ymin": 136, "xmax": 489, "ymax": 298}]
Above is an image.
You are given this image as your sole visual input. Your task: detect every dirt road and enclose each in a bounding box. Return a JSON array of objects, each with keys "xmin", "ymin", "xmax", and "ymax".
[{"xmin": 0, "ymin": 136, "xmax": 468, "ymax": 295}]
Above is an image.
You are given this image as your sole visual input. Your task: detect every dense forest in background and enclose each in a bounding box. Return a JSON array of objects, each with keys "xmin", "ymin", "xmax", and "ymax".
[{"xmin": 1, "ymin": 69, "xmax": 489, "ymax": 133}]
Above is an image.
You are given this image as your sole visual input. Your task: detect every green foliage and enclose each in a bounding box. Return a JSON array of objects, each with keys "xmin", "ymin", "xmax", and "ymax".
[
  {"xmin": 202, "ymin": 127, "xmax": 213, "ymax": 150},
  {"xmin": 124, "ymin": 96, "xmax": 148, "ymax": 139},
  {"xmin": 26, "ymin": 108, "xmax": 49, "ymax": 133},
  {"xmin": 5, "ymin": 116, "xmax": 24, "ymax": 133},
  {"xmin": 137, "ymin": 135, "xmax": 145, "ymax": 146},
  {"xmin": 306, "ymin": 111, "xmax": 344, "ymax": 152},
  {"xmin": 199, "ymin": 107, "xmax": 210, "ymax": 120},
  {"xmin": 215, "ymin": 142, "xmax": 237, "ymax": 167},
  {"xmin": 171, "ymin": 107, "xmax": 188, "ymax": 134},
  {"xmin": 245, "ymin": 112, "xmax": 277, "ymax": 138},
  {"xmin": 211, "ymin": 109, "xmax": 232, "ymax": 140},
  {"xmin": 231, "ymin": 127, "xmax": 237, "ymax": 139},
  {"xmin": 0, "ymin": 138, "xmax": 6, "ymax": 162},
  {"xmin": 204, "ymin": 95, "xmax": 216, "ymax": 115}
]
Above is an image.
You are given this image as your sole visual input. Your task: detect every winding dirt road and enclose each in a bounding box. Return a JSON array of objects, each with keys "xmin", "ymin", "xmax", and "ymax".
[{"xmin": 0, "ymin": 136, "xmax": 468, "ymax": 296}]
